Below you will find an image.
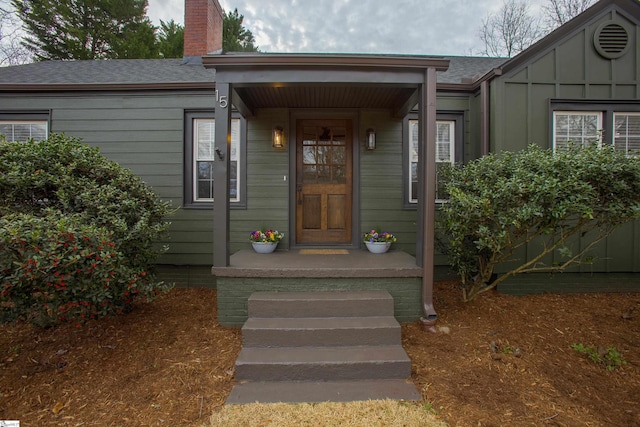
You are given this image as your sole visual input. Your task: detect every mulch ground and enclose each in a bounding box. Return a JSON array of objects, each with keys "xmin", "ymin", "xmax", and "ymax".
[{"xmin": 1, "ymin": 281, "xmax": 639, "ymax": 426}]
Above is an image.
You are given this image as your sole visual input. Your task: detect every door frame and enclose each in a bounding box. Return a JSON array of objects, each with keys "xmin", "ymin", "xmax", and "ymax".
[{"xmin": 288, "ymin": 110, "xmax": 360, "ymax": 248}]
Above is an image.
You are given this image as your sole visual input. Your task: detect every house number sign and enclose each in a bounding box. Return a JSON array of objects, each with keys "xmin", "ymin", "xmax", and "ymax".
[{"xmin": 214, "ymin": 90, "xmax": 228, "ymax": 108}]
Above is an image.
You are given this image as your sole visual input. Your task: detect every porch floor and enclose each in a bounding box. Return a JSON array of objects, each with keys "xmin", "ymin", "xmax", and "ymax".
[{"xmin": 212, "ymin": 249, "xmax": 423, "ymax": 278}]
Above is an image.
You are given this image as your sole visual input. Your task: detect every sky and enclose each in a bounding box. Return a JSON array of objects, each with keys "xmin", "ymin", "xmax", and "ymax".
[{"xmin": 145, "ymin": 0, "xmax": 525, "ymax": 56}]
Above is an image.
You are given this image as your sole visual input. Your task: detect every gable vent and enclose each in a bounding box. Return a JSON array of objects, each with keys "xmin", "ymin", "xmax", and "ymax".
[{"xmin": 594, "ymin": 22, "xmax": 630, "ymax": 59}]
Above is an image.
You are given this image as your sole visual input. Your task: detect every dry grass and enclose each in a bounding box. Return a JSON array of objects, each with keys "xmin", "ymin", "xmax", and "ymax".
[{"xmin": 207, "ymin": 400, "xmax": 445, "ymax": 427}]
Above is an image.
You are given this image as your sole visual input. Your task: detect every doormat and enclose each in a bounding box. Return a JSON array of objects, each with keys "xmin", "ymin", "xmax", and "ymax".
[{"xmin": 299, "ymin": 249, "xmax": 349, "ymax": 255}]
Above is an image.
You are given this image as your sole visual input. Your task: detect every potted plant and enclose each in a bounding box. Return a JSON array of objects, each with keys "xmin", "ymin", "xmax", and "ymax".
[
  {"xmin": 362, "ymin": 229, "xmax": 397, "ymax": 254},
  {"xmin": 249, "ymin": 228, "xmax": 284, "ymax": 253}
]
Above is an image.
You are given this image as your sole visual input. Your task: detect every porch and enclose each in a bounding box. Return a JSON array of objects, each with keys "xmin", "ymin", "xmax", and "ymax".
[{"xmin": 213, "ymin": 249, "xmax": 432, "ymax": 326}]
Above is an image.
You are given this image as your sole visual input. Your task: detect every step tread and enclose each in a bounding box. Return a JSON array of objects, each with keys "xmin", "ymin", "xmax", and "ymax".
[
  {"xmin": 236, "ymin": 345, "xmax": 410, "ymax": 364},
  {"xmin": 226, "ymin": 379, "xmax": 422, "ymax": 404},
  {"xmin": 243, "ymin": 316, "xmax": 399, "ymax": 330}
]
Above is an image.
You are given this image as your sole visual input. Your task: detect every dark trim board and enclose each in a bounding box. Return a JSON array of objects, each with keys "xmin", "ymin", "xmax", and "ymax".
[{"xmin": 498, "ymin": 273, "xmax": 640, "ymax": 295}]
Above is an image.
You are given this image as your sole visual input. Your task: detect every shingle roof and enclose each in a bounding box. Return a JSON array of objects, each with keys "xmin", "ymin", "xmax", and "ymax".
[
  {"xmin": 0, "ymin": 58, "xmax": 215, "ymax": 86},
  {"xmin": 438, "ymin": 56, "xmax": 506, "ymax": 84},
  {"xmin": 0, "ymin": 55, "xmax": 506, "ymax": 88}
]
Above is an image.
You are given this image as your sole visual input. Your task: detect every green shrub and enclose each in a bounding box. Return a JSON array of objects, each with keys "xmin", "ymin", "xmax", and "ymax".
[
  {"xmin": 0, "ymin": 134, "xmax": 172, "ymax": 325},
  {"xmin": 439, "ymin": 144, "xmax": 640, "ymax": 301}
]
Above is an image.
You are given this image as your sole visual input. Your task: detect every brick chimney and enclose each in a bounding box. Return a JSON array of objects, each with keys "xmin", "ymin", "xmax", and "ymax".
[{"xmin": 184, "ymin": 0, "xmax": 223, "ymax": 57}]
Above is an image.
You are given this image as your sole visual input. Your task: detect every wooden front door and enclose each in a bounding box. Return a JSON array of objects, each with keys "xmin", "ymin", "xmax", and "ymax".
[{"xmin": 296, "ymin": 119, "xmax": 352, "ymax": 244}]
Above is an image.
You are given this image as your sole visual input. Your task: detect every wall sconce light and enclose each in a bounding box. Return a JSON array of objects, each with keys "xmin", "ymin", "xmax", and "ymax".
[
  {"xmin": 366, "ymin": 128, "xmax": 376, "ymax": 150},
  {"xmin": 272, "ymin": 126, "xmax": 285, "ymax": 149}
]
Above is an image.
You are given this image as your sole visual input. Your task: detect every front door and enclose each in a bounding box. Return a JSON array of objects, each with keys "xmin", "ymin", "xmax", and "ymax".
[{"xmin": 296, "ymin": 119, "xmax": 352, "ymax": 244}]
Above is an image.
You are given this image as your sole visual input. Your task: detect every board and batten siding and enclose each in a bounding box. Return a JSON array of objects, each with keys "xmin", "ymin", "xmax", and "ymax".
[
  {"xmin": 0, "ymin": 91, "xmax": 217, "ymax": 265},
  {"xmin": 488, "ymin": 8, "xmax": 640, "ymax": 274},
  {"xmin": 490, "ymin": 9, "xmax": 640, "ymax": 152}
]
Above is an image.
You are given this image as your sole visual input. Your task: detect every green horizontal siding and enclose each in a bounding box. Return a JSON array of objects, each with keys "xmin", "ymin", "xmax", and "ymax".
[
  {"xmin": 0, "ymin": 90, "xmax": 216, "ymax": 267},
  {"xmin": 360, "ymin": 111, "xmax": 414, "ymax": 253},
  {"xmin": 231, "ymin": 109, "xmax": 289, "ymax": 253},
  {"xmin": 0, "ymin": 92, "xmax": 470, "ymax": 270}
]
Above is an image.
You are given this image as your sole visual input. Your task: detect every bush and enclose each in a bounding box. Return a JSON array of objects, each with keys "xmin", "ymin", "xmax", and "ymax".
[
  {"xmin": 439, "ymin": 144, "xmax": 640, "ymax": 301},
  {"xmin": 0, "ymin": 134, "xmax": 172, "ymax": 325}
]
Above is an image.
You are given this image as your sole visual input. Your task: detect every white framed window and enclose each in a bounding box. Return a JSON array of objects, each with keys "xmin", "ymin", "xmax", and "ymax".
[
  {"xmin": 614, "ymin": 113, "xmax": 640, "ymax": 156},
  {"xmin": 0, "ymin": 120, "xmax": 48, "ymax": 142},
  {"xmin": 553, "ymin": 111, "xmax": 602, "ymax": 151},
  {"xmin": 408, "ymin": 119, "xmax": 456, "ymax": 203},
  {"xmin": 193, "ymin": 118, "xmax": 241, "ymax": 202}
]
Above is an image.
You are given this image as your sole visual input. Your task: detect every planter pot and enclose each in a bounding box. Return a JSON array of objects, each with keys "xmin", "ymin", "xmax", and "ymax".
[
  {"xmin": 251, "ymin": 242, "xmax": 278, "ymax": 254},
  {"xmin": 364, "ymin": 241, "xmax": 391, "ymax": 254}
]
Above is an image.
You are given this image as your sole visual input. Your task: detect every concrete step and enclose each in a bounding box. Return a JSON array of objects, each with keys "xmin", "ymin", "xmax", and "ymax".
[
  {"xmin": 247, "ymin": 290, "xmax": 394, "ymax": 318},
  {"xmin": 235, "ymin": 345, "xmax": 411, "ymax": 381},
  {"xmin": 226, "ymin": 379, "xmax": 422, "ymax": 404},
  {"xmin": 242, "ymin": 316, "xmax": 400, "ymax": 347},
  {"xmin": 227, "ymin": 290, "xmax": 420, "ymax": 404}
]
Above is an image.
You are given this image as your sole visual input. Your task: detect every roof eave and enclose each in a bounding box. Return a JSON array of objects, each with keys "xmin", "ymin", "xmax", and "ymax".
[
  {"xmin": 203, "ymin": 53, "xmax": 450, "ymax": 71},
  {"xmin": 0, "ymin": 82, "xmax": 216, "ymax": 92}
]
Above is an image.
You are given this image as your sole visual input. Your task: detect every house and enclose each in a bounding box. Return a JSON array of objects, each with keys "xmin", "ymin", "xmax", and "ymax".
[{"xmin": 0, "ymin": 0, "xmax": 638, "ymax": 326}]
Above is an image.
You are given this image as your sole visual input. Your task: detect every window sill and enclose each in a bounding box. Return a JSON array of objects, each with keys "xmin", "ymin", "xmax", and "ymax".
[{"xmin": 183, "ymin": 202, "xmax": 247, "ymax": 210}]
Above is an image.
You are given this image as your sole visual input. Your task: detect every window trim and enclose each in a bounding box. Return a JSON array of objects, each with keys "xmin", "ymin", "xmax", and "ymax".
[
  {"xmin": 403, "ymin": 112, "xmax": 464, "ymax": 208},
  {"xmin": 183, "ymin": 110, "xmax": 247, "ymax": 209},
  {"xmin": 0, "ymin": 111, "xmax": 50, "ymax": 142},
  {"xmin": 549, "ymin": 99, "xmax": 640, "ymax": 150}
]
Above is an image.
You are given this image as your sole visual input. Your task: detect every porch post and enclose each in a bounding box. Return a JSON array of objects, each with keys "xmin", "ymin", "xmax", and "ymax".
[
  {"xmin": 213, "ymin": 82, "xmax": 231, "ymax": 267},
  {"xmin": 420, "ymin": 67, "xmax": 438, "ymax": 322}
]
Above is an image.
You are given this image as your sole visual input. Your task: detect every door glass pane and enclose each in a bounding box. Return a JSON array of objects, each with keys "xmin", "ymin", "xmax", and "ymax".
[
  {"xmin": 317, "ymin": 166, "xmax": 331, "ymax": 183},
  {"xmin": 317, "ymin": 146, "xmax": 330, "ymax": 164},
  {"xmin": 318, "ymin": 127, "xmax": 331, "ymax": 144},
  {"xmin": 333, "ymin": 146, "xmax": 346, "ymax": 165},
  {"xmin": 303, "ymin": 165, "xmax": 316, "ymax": 181},
  {"xmin": 303, "ymin": 146, "xmax": 316, "ymax": 164},
  {"xmin": 300, "ymin": 124, "xmax": 350, "ymax": 184},
  {"xmin": 333, "ymin": 127, "xmax": 346, "ymax": 144}
]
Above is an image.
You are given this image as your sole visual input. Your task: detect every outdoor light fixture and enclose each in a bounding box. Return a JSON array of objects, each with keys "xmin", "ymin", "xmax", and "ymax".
[
  {"xmin": 366, "ymin": 128, "xmax": 376, "ymax": 150},
  {"xmin": 272, "ymin": 126, "xmax": 285, "ymax": 149}
]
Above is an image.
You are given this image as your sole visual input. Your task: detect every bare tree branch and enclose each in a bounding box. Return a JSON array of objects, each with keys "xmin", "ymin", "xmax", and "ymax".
[
  {"xmin": 542, "ymin": 0, "xmax": 596, "ymax": 30},
  {"xmin": 0, "ymin": 0, "xmax": 30, "ymax": 65},
  {"xmin": 479, "ymin": 0, "xmax": 543, "ymax": 57}
]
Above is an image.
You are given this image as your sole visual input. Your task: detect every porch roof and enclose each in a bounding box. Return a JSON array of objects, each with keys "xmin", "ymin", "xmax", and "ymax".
[
  {"xmin": 203, "ymin": 53, "xmax": 450, "ymax": 118},
  {"xmin": 209, "ymin": 52, "xmax": 442, "ymax": 322}
]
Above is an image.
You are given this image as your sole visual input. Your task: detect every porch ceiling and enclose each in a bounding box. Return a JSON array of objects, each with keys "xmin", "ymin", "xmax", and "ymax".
[{"xmin": 233, "ymin": 84, "xmax": 417, "ymax": 112}]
